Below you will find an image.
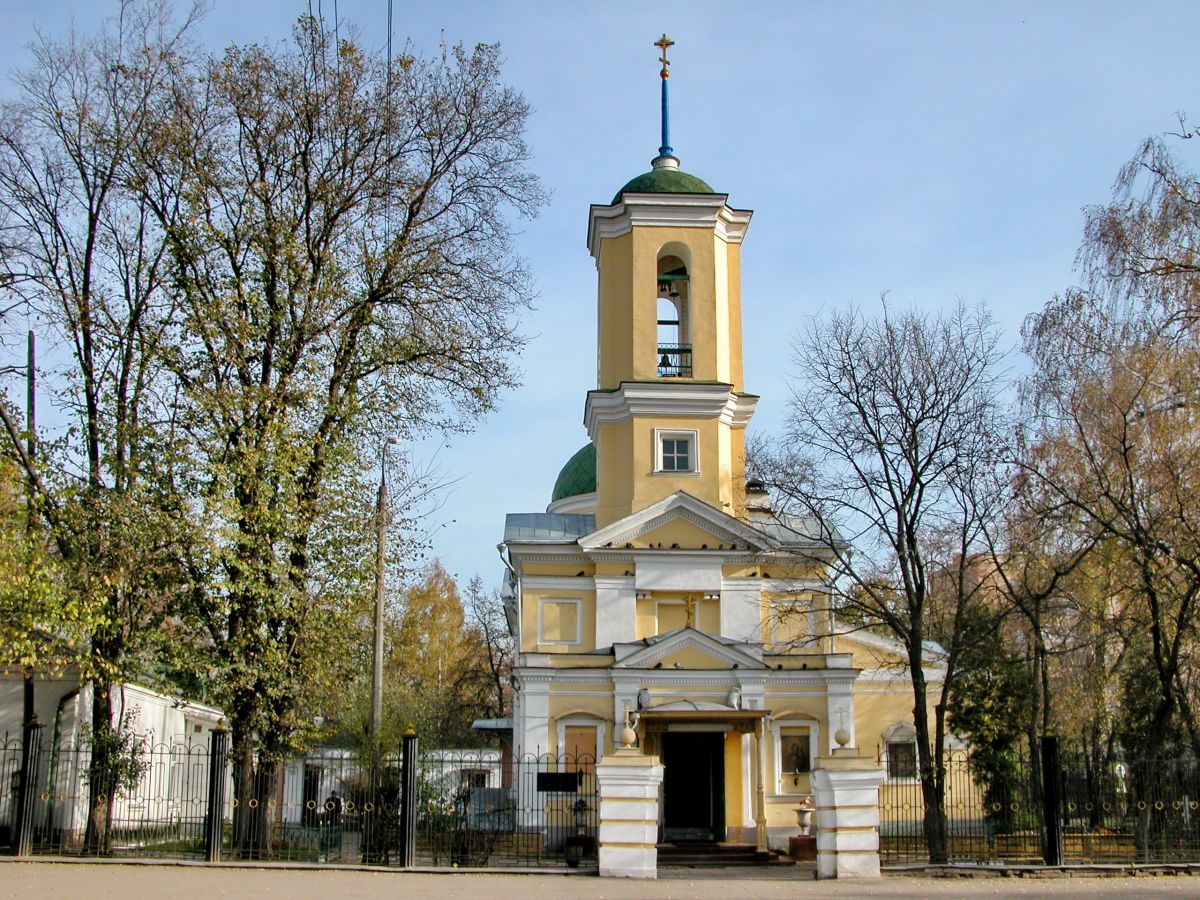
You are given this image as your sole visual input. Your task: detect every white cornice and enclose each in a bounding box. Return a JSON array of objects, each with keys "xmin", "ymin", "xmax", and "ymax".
[
  {"xmin": 546, "ymin": 492, "xmax": 596, "ymax": 516},
  {"xmin": 587, "ymin": 195, "xmax": 754, "ymax": 259},
  {"xmin": 580, "ymin": 491, "xmax": 776, "ymax": 552},
  {"xmin": 584, "ymin": 382, "xmax": 758, "ymax": 440}
]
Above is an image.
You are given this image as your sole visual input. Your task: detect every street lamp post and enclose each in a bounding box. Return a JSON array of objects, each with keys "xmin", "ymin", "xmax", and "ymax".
[{"xmin": 372, "ymin": 438, "xmax": 402, "ymax": 746}]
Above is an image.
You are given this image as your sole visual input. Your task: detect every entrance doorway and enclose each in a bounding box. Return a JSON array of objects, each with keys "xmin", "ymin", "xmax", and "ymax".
[{"xmin": 661, "ymin": 731, "xmax": 725, "ymax": 842}]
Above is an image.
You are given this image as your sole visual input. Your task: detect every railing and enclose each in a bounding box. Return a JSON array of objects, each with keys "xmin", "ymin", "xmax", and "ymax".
[
  {"xmin": 1059, "ymin": 749, "xmax": 1200, "ymax": 863},
  {"xmin": 879, "ymin": 747, "xmax": 1043, "ymax": 865},
  {"xmin": 657, "ymin": 344, "xmax": 692, "ymax": 378},
  {"xmin": 0, "ymin": 733, "xmax": 593, "ymax": 870},
  {"xmin": 0, "ymin": 734, "xmax": 22, "ymax": 852},
  {"xmin": 880, "ymin": 744, "xmax": 1200, "ymax": 866},
  {"xmin": 415, "ymin": 750, "xmax": 596, "ymax": 869}
]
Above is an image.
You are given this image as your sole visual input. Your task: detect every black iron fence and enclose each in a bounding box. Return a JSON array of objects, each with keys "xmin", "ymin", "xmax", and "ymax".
[
  {"xmin": 880, "ymin": 747, "xmax": 1043, "ymax": 865},
  {"xmin": 1, "ymin": 729, "xmax": 593, "ymax": 870},
  {"xmin": 1058, "ymin": 749, "xmax": 1200, "ymax": 863},
  {"xmin": 880, "ymin": 742, "xmax": 1200, "ymax": 867},
  {"xmin": 415, "ymin": 751, "xmax": 596, "ymax": 869}
]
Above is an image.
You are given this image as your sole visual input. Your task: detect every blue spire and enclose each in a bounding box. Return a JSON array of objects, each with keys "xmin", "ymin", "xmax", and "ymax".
[{"xmin": 652, "ymin": 35, "xmax": 678, "ymax": 169}]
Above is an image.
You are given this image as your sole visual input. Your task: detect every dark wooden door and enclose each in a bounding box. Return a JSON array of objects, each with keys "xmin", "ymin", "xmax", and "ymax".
[{"xmin": 662, "ymin": 732, "xmax": 725, "ymax": 842}]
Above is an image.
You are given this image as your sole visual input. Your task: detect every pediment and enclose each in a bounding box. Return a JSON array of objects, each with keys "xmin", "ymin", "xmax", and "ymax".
[
  {"xmin": 613, "ymin": 628, "xmax": 765, "ymax": 670},
  {"xmin": 580, "ymin": 492, "xmax": 774, "ymax": 553}
]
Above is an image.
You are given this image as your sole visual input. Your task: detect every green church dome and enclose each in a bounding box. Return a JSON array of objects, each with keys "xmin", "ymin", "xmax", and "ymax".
[
  {"xmin": 551, "ymin": 443, "xmax": 597, "ymax": 502},
  {"xmin": 612, "ymin": 168, "xmax": 716, "ymax": 205}
]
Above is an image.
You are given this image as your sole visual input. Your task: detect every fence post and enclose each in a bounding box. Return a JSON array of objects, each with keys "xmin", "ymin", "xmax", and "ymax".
[
  {"xmin": 204, "ymin": 723, "xmax": 230, "ymax": 863},
  {"xmin": 398, "ymin": 727, "xmax": 418, "ymax": 868},
  {"xmin": 1041, "ymin": 735, "xmax": 1062, "ymax": 866},
  {"xmin": 12, "ymin": 716, "xmax": 44, "ymax": 857}
]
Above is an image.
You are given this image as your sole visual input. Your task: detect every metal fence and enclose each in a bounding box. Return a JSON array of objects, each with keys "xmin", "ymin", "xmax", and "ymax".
[
  {"xmin": 1058, "ymin": 750, "xmax": 1200, "ymax": 863},
  {"xmin": 880, "ymin": 748, "xmax": 1043, "ymax": 865},
  {"xmin": 414, "ymin": 751, "xmax": 596, "ymax": 869},
  {"xmin": 1, "ymin": 730, "xmax": 593, "ymax": 870},
  {"xmin": 0, "ymin": 734, "xmax": 22, "ymax": 852},
  {"xmin": 880, "ymin": 744, "xmax": 1200, "ymax": 866}
]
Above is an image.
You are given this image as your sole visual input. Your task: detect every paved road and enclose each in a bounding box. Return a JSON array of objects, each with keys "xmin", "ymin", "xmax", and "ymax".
[{"xmin": 3, "ymin": 862, "xmax": 1199, "ymax": 899}]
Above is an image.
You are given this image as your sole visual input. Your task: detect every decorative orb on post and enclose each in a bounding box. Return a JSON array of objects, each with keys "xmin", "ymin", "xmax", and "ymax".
[{"xmin": 834, "ymin": 727, "xmax": 851, "ymax": 749}]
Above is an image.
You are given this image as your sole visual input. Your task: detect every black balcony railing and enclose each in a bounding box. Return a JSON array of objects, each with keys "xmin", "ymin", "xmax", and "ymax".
[{"xmin": 657, "ymin": 344, "xmax": 692, "ymax": 378}]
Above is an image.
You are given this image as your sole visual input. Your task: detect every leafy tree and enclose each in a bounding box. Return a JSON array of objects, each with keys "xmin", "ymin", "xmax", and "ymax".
[
  {"xmin": 0, "ymin": 0, "xmax": 204, "ymax": 853},
  {"xmin": 464, "ymin": 575, "xmax": 514, "ymax": 722},
  {"xmin": 133, "ymin": 18, "xmax": 542, "ymax": 853},
  {"xmin": 1021, "ymin": 128, "xmax": 1200, "ymax": 760}
]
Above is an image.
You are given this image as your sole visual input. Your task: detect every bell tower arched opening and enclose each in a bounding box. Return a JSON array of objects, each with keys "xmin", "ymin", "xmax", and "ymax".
[{"xmin": 656, "ymin": 253, "xmax": 691, "ymax": 378}]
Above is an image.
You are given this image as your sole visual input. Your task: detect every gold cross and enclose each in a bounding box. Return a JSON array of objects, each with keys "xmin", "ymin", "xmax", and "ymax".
[{"xmin": 655, "ymin": 34, "xmax": 674, "ymax": 79}]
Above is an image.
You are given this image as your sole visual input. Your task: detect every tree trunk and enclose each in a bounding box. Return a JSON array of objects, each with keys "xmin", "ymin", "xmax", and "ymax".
[
  {"xmin": 83, "ymin": 681, "xmax": 114, "ymax": 855},
  {"xmin": 230, "ymin": 727, "xmax": 277, "ymax": 859},
  {"xmin": 911, "ymin": 664, "xmax": 948, "ymax": 864}
]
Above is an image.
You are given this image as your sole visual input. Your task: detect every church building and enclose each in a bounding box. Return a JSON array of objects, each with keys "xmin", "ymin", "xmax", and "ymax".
[{"xmin": 498, "ymin": 36, "xmax": 930, "ymax": 851}]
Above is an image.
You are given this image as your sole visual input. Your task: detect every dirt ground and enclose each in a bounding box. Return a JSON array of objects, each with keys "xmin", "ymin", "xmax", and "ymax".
[{"xmin": 4, "ymin": 861, "xmax": 1200, "ymax": 900}]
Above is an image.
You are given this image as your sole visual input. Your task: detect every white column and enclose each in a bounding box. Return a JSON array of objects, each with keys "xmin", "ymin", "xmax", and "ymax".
[
  {"xmin": 753, "ymin": 723, "xmax": 768, "ymax": 855},
  {"xmin": 811, "ymin": 758, "xmax": 885, "ymax": 879},
  {"xmin": 595, "ymin": 576, "xmax": 636, "ymax": 648},
  {"xmin": 597, "ymin": 752, "xmax": 664, "ymax": 879}
]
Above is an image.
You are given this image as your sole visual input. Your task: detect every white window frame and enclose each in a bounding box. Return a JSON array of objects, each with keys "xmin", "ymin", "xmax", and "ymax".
[
  {"xmin": 653, "ymin": 428, "xmax": 699, "ymax": 475},
  {"xmin": 770, "ymin": 717, "xmax": 820, "ymax": 795},
  {"xmin": 538, "ymin": 597, "xmax": 582, "ymax": 646}
]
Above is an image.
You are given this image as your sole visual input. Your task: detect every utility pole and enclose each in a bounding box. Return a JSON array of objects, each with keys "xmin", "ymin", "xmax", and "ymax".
[
  {"xmin": 23, "ymin": 330, "xmax": 36, "ymax": 726},
  {"xmin": 371, "ymin": 464, "xmax": 388, "ymax": 744},
  {"xmin": 371, "ymin": 438, "xmax": 402, "ymax": 744}
]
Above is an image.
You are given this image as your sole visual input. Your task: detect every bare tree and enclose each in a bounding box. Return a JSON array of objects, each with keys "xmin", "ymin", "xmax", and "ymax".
[
  {"xmin": 759, "ymin": 300, "xmax": 1008, "ymax": 863},
  {"xmin": 465, "ymin": 575, "xmax": 514, "ymax": 721}
]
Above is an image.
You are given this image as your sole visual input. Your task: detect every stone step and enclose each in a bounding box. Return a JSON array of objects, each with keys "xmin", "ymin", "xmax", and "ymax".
[{"xmin": 657, "ymin": 841, "xmax": 791, "ymax": 868}]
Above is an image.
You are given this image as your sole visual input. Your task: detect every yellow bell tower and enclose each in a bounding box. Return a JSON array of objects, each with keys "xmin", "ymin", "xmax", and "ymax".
[{"xmin": 584, "ymin": 36, "xmax": 758, "ymax": 528}]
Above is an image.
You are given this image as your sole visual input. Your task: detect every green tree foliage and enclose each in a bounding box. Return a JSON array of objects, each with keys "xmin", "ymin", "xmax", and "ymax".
[
  {"xmin": 1, "ymin": 3, "xmax": 540, "ymax": 858},
  {"xmin": 132, "ymin": 17, "xmax": 540, "ymax": 852},
  {"xmin": 0, "ymin": 0, "xmax": 206, "ymax": 853}
]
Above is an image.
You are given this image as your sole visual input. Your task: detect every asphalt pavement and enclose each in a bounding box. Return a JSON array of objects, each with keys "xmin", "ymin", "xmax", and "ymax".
[{"xmin": 4, "ymin": 861, "xmax": 1200, "ymax": 899}]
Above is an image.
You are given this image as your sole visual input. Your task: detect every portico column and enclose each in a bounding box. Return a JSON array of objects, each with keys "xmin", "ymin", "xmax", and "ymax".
[{"xmin": 753, "ymin": 721, "xmax": 768, "ymax": 855}]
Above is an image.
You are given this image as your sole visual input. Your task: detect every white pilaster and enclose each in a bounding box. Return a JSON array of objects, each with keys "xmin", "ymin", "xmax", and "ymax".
[
  {"xmin": 516, "ymin": 673, "xmax": 550, "ymax": 759},
  {"xmin": 597, "ymin": 752, "xmax": 664, "ymax": 879},
  {"xmin": 824, "ymin": 675, "xmax": 857, "ymax": 753},
  {"xmin": 811, "ymin": 757, "xmax": 885, "ymax": 879}
]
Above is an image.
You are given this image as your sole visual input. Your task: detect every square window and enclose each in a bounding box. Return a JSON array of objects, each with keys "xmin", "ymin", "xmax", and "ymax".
[
  {"xmin": 539, "ymin": 599, "xmax": 581, "ymax": 644},
  {"xmin": 654, "ymin": 429, "xmax": 698, "ymax": 474},
  {"xmin": 662, "ymin": 438, "xmax": 690, "ymax": 471}
]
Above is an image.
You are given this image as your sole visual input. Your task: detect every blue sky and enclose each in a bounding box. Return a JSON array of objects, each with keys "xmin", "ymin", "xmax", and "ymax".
[{"xmin": 3, "ymin": 1, "xmax": 1199, "ymax": 590}]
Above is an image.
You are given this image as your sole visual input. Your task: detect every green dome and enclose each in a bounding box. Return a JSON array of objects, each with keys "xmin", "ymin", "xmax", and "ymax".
[
  {"xmin": 551, "ymin": 443, "xmax": 596, "ymax": 502},
  {"xmin": 612, "ymin": 168, "xmax": 716, "ymax": 204}
]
